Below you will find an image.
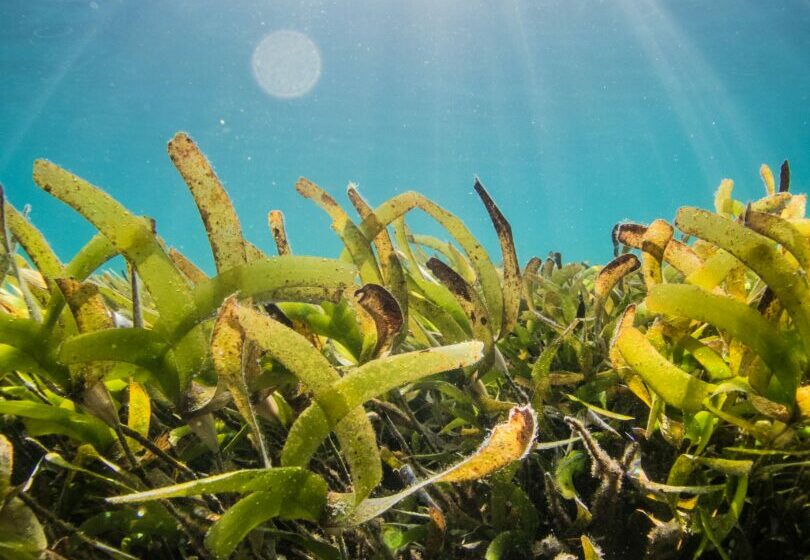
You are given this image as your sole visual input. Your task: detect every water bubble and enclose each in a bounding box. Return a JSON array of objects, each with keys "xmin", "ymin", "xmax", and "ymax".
[{"xmin": 251, "ymin": 30, "xmax": 322, "ymax": 99}]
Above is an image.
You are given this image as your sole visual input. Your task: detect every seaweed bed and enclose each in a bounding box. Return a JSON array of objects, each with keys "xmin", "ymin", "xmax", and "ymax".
[{"xmin": 0, "ymin": 133, "xmax": 808, "ymax": 560}]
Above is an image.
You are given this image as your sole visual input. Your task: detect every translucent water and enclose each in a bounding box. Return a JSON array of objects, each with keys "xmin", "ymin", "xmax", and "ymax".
[{"xmin": 1, "ymin": 0, "xmax": 808, "ymax": 269}]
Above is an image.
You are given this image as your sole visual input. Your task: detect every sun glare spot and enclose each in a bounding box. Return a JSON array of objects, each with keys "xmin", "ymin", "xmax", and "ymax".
[{"xmin": 251, "ymin": 30, "xmax": 322, "ymax": 99}]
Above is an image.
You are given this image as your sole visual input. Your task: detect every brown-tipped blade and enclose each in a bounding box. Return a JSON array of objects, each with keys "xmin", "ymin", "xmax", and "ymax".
[
  {"xmin": 267, "ymin": 210, "xmax": 291, "ymax": 256},
  {"xmin": 355, "ymin": 283, "xmax": 404, "ymax": 357},
  {"xmin": 780, "ymin": 160, "xmax": 791, "ymax": 192}
]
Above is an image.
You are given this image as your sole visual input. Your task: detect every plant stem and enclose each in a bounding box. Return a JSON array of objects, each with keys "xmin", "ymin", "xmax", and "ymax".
[{"xmin": 118, "ymin": 424, "xmax": 198, "ymax": 479}]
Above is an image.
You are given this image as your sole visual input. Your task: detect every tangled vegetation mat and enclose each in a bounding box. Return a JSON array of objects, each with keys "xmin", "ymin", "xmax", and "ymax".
[{"xmin": 0, "ymin": 133, "xmax": 807, "ymax": 559}]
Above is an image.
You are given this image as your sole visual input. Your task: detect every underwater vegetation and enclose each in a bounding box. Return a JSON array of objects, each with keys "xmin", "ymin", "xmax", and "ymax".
[{"xmin": 0, "ymin": 133, "xmax": 808, "ymax": 560}]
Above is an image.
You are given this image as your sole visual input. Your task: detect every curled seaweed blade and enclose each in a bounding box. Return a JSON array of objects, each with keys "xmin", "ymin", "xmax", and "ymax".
[
  {"xmin": 615, "ymin": 222, "xmax": 700, "ymax": 276},
  {"xmin": 611, "ymin": 223, "xmax": 621, "ymax": 257},
  {"xmin": 167, "ymin": 256, "xmax": 356, "ymax": 342},
  {"xmin": 593, "ymin": 254, "xmax": 639, "ymax": 315},
  {"xmin": 676, "ymin": 207, "xmax": 810, "ymax": 345},
  {"xmin": 267, "ymin": 210, "xmax": 291, "ymax": 255},
  {"xmin": 389, "ymin": 215, "xmax": 471, "ymax": 335},
  {"xmin": 0, "ymin": 313, "xmax": 69, "ymax": 386},
  {"xmin": 32, "ymin": 161, "xmax": 191, "ymax": 321},
  {"xmin": 410, "ymin": 233, "xmax": 476, "ymax": 283},
  {"xmin": 0, "ymin": 189, "xmax": 44, "ymax": 323},
  {"xmin": 782, "ymin": 193, "xmax": 806, "ymax": 219},
  {"xmin": 55, "ymin": 278, "xmax": 112, "ymax": 335},
  {"xmin": 750, "ymin": 192, "xmax": 792, "ymax": 213},
  {"xmin": 553, "ymin": 449, "xmax": 587, "ymax": 501},
  {"xmin": 760, "ymin": 164, "xmax": 776, "ymax": 196},
  {"xmin": 408, "ymin": 296, "xmax": 468, "ymax": 343},
  {"xmin": 714, "ymin": 178, "xmax": 743, "ymax": 216},
  {"xmin": 665, "ymin": 328, "xmax": 732, "ymax": 381},
  {"xmin": 33, "ymin": 160, "xmax": 202, "ymax": 399},
  {"xmin": 295, "ymin": 177, "xmax": 382, "ymax": 284},
  {"xmin": 212, "ymin": 297, "xmax": 271, "ymax": 466},
  {"xmin": 329, "ymin": 406, "xmax": 536, "ymax": 526},
  {"xmin": 531, "ymin": 320, "xmax": 579, "ymax": 407},
  {"xmin": 55, "ymin": 278, "xmax": 120, "ymax": 425},
  {"xmin": 62, "ymin": 233, "xmax": 118, "ymax": 281},
  {"xmin": 615, "ymin": 326, "xmax": 716, "ymax": 413},
  {"xmin": 439, "ymin": 405, "xmax": 536, "ymax": 482},
  {"xmin": 279, "ymin": 299, "xmax": 365, "ymax": 359},
  {"xmin": 646, "ymin": 283, "xmax": 801, "ymax": 402},
  {"xmin": 427, "ymin": 256, "xmax": 494, "ymax": 359},
  {"xmin": 641, "ymin": 219, "xmax": 673, "ymax": 289},
  {"xmin": 283, "ymin": 340, "xmax": 483, "ymax": 470},
  {"xmin": 521, "ymin": 256, "xmax": 542, "ymax": 311},
  {"xmin": 233, "ymin": 303, "xmax": 381, "ymax": 503},
  {"xmin": 425, "ymin": 257, "xmax": 472, "ymax": 308},
  {"xmin": 745, "ymin": 208, "xmax": 810, "ymax": 271},
  {"xmin": 684, "ymin": 249, "xmax": 738, "ymax": 291},
  {"xmin": 3, "ymin": 202, "xmax": 62, "ymax": 281},
  {"xmin": 474, "ymin": 178, "xmax": 521, "ymax": 338},
  {"xmin": 359, "ymin": 191, "xmax": 504, "ymax": 337},
  {"xmin": 405, "ymin": 261, "xmax": 470, "ymax": 334},
  {"xmin": 0, "ymin": 399, "xmax": 115, "ymax": 450},
  {"xmin": 59, "ymin": 327, "xmax": 168, "ymax": 373},
  {"xmin": 346, "ymin": 185, "xmax": 409, "ymax": 339},
  {"xmin": 168, "ymin": 247, "xmax": 208, "ymax": 284},
  {"xmin": 56, "ymin": 305, "xmax": 179, "ymax": 403},
  {"xmin": 663, "ymin": 239, "xmax": 703, "ymax": 276},
  {"xmin": 168, "ymin": 132, "xmax": 247, "ymax": 272},
  {"xmin": 204, "ymin": 479, "xmax": 328, "ymax": 559},
  {"xmin": 354, "ymin": 283, "xmax": 403, "ymax": 358},
  {"xmin": 245, "ymin": 242, "xmax": 267, "ymax": 262},
  {"xmin": 41, "ymin": 232, "xmax": 119, "ymax": 333},
  {"xmin": 616, "ymin": 223, "xmax": 646, "ymax": 249}
]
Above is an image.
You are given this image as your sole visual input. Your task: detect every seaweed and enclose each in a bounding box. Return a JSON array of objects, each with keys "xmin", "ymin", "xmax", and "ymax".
[{"xmin": 0, "ymin": 144, "xmax": 808, "ymax": 559}]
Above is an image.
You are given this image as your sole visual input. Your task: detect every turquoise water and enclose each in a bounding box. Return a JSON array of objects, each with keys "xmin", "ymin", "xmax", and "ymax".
[{"xmin": 1, "ymin": 1, "xmax": 808, "ymax": 271}]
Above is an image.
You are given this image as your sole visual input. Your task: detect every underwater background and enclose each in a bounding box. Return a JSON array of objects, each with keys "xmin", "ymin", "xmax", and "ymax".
[{"xmin": 1, "ymin": 0, "xmax": 809, "ymax": 271}]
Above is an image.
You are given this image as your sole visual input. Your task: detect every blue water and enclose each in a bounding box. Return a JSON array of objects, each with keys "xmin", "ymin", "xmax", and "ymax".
[{"xmin": 1, "ymin": 1, "xmax": 809, "ymax": 271}]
